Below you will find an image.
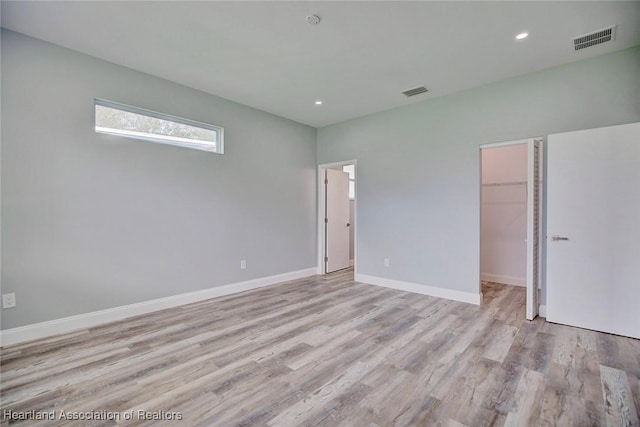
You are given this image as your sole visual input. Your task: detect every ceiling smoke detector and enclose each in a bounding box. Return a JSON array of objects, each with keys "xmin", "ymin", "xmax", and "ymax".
[{"xmin": 306, "ymin": 15, "xmax": 321, "ymax": 25}]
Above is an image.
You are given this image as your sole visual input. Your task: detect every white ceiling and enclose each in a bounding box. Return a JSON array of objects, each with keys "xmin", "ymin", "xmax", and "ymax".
[{"xmin": 2, "ymin": 1, "xmax": 639, "ymax": 128}]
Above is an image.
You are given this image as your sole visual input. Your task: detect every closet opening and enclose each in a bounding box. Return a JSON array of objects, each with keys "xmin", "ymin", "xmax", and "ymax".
[{"xmin": 480, "ymin": 139, "xmax": 542, "ymax": 320}]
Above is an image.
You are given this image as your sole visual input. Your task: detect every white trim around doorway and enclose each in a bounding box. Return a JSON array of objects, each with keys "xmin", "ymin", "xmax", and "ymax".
[
  {"xmin": 317, "ymin": 160, "xmax": 358, "ymax": 275},
  {"xmin": 479, "ymin": 137, "xmax": 544, "ymax": 319}
]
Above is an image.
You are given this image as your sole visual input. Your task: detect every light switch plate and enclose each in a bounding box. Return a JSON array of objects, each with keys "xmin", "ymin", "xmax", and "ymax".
[{"xmin": 2, "ymin": 293, "xmax": 16, "ymax": 309}]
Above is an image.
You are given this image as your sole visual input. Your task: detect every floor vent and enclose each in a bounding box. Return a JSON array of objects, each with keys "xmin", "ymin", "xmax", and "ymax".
[
  {"xmin": 572, "ymin": 25, "xmax": 616, "ymax": 51},
  {"xmin": 402, "ymin": 86, "xmax": 428, "ymax": 97}
]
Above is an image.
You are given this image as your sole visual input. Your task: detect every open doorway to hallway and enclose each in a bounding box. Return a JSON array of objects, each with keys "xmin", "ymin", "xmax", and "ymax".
[{"xmin": 317, "ymin": 161, "xmax": 357, "ymax": 274}]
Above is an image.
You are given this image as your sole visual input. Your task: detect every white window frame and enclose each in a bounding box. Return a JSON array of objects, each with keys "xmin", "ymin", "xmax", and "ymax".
[{"xmin": 94, "ymin": 99, "xmax": 224, "ymax": 154}]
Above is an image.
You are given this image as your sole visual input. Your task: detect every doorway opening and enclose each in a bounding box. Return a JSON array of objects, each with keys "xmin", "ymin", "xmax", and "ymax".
[
  {"xmin": 317, "ymin": 161, "xmax": 357, "ymax": 275},
  {"xmin": 480, "ymin": 139, "xmax": 542, "ymax": 320}
]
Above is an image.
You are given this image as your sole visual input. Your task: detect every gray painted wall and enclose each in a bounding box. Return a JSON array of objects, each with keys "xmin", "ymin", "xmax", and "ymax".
[
  {"xmin": 318, "ymin": 47, "xmax": 640, "ymax": 303},
  {"xmin": 1, "ymin": 30, "xmax": 317, "ymax": 329}
]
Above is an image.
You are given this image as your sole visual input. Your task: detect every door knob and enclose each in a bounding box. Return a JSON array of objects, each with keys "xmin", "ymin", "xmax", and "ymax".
[
  {"xmin": 551, "ymin": 235, "xmax": 569, "ymax": 241},
  {"xmin": 346, "ymin": 223, "xmax": 351, "ymax": 227}
]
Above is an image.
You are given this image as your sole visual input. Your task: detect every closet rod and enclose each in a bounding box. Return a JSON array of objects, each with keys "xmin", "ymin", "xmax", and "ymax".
[{"xmin": 482, "ymin": 181, "xmax": 527, "ymax": 187}]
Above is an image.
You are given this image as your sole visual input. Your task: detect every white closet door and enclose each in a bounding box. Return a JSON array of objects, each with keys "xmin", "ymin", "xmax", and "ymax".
[{"xmin": 546, "ymin": 122, "xmax": 640, "ymax": 338}]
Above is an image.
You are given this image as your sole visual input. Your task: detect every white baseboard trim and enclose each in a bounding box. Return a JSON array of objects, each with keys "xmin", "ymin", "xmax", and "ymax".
[
  {"xmin": 355, "ymin": 274, "xmax": 480, "ymax": 306},
  {"xmin": 481, "ymin": 272, "xmax": 525, "ymax": 287},
  {"xmin": 539, "ymin": 305, "xmax": 547, "ymax": 318},
  {"xmin": 0, "ymin": 267, "xmax": 317, "ymax": 347}
]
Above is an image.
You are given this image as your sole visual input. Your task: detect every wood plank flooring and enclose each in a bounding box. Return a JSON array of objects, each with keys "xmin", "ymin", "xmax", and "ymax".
[{"xmin": 1, "ymin": 270, "xmax": 639, "ymax": 426}]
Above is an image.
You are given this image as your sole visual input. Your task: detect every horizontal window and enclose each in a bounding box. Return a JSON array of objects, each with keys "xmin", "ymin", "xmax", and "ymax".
[{"xmin": 95, "ymin": 99, "xmax": 223, "ymax": 154}]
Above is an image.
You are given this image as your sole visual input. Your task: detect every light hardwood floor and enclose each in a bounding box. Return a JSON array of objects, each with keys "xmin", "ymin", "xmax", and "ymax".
[{"xmin": 1, "ymin": 270, "xmax": 639, "ymax": 426}]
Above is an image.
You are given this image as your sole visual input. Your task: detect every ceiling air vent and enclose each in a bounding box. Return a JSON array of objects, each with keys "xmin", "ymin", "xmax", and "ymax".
[
  {"xmin": 572, "ymin": 25, "xmax": 616, "ymax": 51},
  {"xmin": 402, "ymin": 86, "xmax": 428, "ymax": 97}
]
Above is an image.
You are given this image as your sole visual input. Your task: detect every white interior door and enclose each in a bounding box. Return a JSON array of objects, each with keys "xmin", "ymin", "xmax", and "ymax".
[
  {"xmin": 526, "ymin": 139, "xmax": 541, "ymax": 320},
  {"xmin": 325, "ymin": 169, "xmax": 350, "ymax": 273},
  {"xmin": 546, "ymin": 122, "xmax": 640, "ymax": 339}
]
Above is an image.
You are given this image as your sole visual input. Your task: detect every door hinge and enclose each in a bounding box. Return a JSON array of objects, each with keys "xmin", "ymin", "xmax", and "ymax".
[
  {"xmin": 324, "ymin": 256, "xmax": 328, "ymax": 262},
  {"xmin": 324, "ymin": 218, "xmax": 328, "ymax": 224},
  {"xmin": 324, "ymin": 179, "xmax": 328, "ymax": 184}
]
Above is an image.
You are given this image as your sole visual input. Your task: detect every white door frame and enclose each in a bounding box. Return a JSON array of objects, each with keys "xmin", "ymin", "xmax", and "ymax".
[
  {"xmin": 317, "ymin": 160, "xmax": 357, "ymax": 275},
  {"xmin": 479, "ymin": 138, "xmax": 543, "ymax": 319}
]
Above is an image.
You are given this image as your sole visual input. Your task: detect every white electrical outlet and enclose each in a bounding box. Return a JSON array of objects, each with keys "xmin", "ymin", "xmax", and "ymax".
[
  {"xmin": 384, "ymin": 258, "xmax": 390, "ymax": 267},
  {"xmin": 2, "ymin": 293, "xmax": 16, "ymax": 309},
  {"xmin": 240, "ymin": 260, "xmax": 247, "ymax": 270}
]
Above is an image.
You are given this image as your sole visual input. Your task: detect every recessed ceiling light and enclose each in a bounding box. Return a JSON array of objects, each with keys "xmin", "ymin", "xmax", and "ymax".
[
  {"xmin": 516, "ymin": 32, "xmax": 529, "ymax": 40},
  {"xmin": 315, "ymin": 100, "xmax": 323, "ymax": 105}
]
